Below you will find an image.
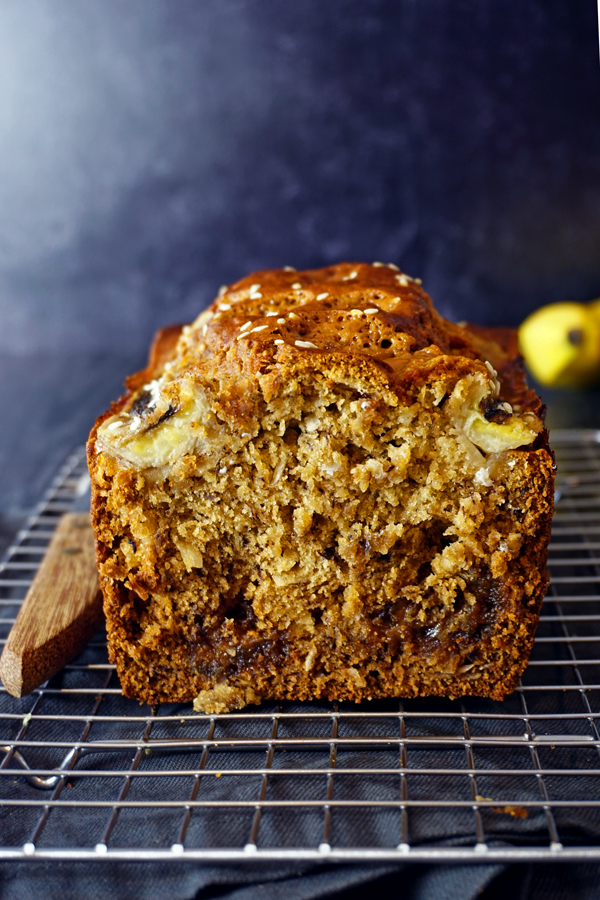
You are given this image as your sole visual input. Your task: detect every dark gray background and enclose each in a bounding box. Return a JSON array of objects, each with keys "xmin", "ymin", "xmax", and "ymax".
[{"xmin": 0, "ymin": 0, "xmax": 599, "ymax": 357}]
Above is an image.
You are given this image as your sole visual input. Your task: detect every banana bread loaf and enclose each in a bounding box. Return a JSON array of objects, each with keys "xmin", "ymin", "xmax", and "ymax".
[{"xmin": 87, "ymin": 263, "xmax": 554, "ymax": 713}]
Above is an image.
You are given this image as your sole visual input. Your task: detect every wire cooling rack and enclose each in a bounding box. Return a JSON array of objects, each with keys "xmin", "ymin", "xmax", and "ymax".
[{"xmin": 1, "ymin": 431, "xmax": 600, "ymax": 864}]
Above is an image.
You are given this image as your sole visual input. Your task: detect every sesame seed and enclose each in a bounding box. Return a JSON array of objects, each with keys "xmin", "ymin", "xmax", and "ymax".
[
  {"xmin": 503, "ymin": 402, "xmax": 513, "ymax": 414},
  {"xmin": 350, "ymin": 308, "xmax": 363, "ymax": 316},
  {"xmin": 266, "ymin": 310, "xmax": 278, "ymax": 316},
  {"xmin": 274, "ymin": 339, "xmax": 284, "ymax": 345},
  {"xmin": 250, "ymin": 292, "xmax": 263, "ymax": 299},
  {"xmin": 219, "ymin": 303, "xmax": 231, "ymax": 311},
  {"xmin": 283, "ymin": 266, "xmax": 296, "ymax": 272},
  {"xmin": 414, "ymin": 278, "xmax": 422, "ymax": 285},
  {"xmin": 342, "ymin": 271, "xmax": 358, "ymax": 280},
  {"xmin": 218, "ymin": 467, "xmax": 227, "ymax": 475},
  {"xmin": 182, "ymin": 325, "xmax": 191, "ymax": 336},
  {"xmin": 202, "ymin": 324, "xmax": 208, "ymax": 336},
  {"xmin": 316, "ymin": 292, "xmax": 329, "ymax": 300},
  {"xmin": 218, "ymin": 285, "xmax": 228, "ymax": 297},
  {"xmin": 387, "ymin": 263, "xmax": 400, "ymax": 271},
  {"xmin": 288, "ymin": 312, "xmax": 300, "ymax": 320},
  {"xmin": 291, "ymin": 282, "xmax": 302, "ymax": 289},
  {"xmin": 239, "ymin": 321, "xmax": 253, "ymax": 332},
  {"xmin": 295, "ymin": 340, "xmax": 318, "ymax": 349},
  {"xmin": 395, "ymin": 274, "xmax": 410, "ymax": 286},
  {"xmin": 129, "ymin": 416, "xmax": 141, "ymax": 431},
  {"xmin": 365, "ymin": 308, "xmax": 379, "ymax": 314},
  {"xmin": 246, "ymin": 324, "xmax": 269, "ymax": 335},
  {"xmin": 248, "ymin": 284, "xmax": 261, "ymax": 293},
  {"xmin": 277, "ymin": 318, "xmax": 286, "ymax": 325},
  {"xmin": 372, "ymin": 261, "xmax": 384, "ymax": 267},
  {"xmin": 107, "ymin": 420, "xmax": 124, "ymax": 431}
]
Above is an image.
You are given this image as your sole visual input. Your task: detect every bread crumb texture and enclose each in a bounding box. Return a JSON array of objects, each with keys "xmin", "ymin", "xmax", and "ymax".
[{"xmin": 87, "ymin": 263, "xmax": 554, "ymax": 712}]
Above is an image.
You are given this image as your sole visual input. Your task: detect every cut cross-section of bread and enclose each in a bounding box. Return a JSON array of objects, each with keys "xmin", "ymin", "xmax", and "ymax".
[{"xmin": 87, "ymin": 263, "xmax": 554, "ymax": 713}]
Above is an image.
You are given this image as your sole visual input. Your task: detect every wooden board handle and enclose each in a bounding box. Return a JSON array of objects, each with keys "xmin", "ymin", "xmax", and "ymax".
[{"xmin": 0, "ymin": 513, "xmax": 103, "ymax": 697}]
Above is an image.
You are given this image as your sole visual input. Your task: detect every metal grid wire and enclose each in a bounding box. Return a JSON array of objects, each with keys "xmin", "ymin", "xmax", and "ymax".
[{"xmin": 1, "ymin": 431, "xmax": 600, "ymax": 863}]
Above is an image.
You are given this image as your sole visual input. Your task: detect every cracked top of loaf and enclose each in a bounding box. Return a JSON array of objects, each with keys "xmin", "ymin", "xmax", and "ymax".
[
  {"xmin": 169, "ymin": 262, "xmax": 540, "ymax": 405},
  {"xmin": 93, "ymin": 262, "xmax": 546, "ymax": 471}
]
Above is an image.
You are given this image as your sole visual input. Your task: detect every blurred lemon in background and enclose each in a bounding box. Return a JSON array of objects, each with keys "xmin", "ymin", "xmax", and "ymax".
[{"xmin": 519, "ymin": 299, "xmax": 600, "ymax": 388}]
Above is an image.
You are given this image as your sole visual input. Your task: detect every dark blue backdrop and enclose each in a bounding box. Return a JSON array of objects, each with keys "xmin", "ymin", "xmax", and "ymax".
[{"xmin": 0, "ymin": 0, "xmax": 599, "ymax": 354}]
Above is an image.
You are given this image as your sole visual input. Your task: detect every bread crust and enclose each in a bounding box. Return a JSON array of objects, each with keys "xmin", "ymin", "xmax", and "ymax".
[{"xmin": 87, "ymin": 263, "xmax": 554, "ymax": 711}]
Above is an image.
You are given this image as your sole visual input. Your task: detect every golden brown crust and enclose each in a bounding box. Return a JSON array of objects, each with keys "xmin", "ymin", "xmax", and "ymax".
[
  {"xmin": 97, "ymin": 263, "xmax": 543, "ymax": 427},
  {"xmin": 87, "ymin": 262, "xmax": 554, "ymax": 712},
  {"xmin": 148, "ymin": 323, "xmax": 185, "ymax": 371},
  {"xmin": 182, "ymin": 263, "xmax": 491, "ymax": 402}
]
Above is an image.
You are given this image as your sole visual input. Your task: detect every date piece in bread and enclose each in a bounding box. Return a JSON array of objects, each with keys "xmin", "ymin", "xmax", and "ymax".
[{"xmin": 87, "ymin": 263, "xmax": 554, "ymax": 713}]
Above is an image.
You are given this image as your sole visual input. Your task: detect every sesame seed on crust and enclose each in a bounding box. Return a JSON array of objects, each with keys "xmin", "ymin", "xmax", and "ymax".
[{"xmin": 237, "ymin": 324, "xmax": 269, "ymax": 340}]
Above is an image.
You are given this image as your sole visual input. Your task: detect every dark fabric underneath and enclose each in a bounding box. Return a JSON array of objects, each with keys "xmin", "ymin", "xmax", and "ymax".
[{"xmin": 3, "ymin": 860, "xmax": 600, "ymax": 900}]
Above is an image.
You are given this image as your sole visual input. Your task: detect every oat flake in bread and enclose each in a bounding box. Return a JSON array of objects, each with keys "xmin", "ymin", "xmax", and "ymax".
[{"xmin": 87, "ymin": 263, "xmax": 554, "ymax": 714}]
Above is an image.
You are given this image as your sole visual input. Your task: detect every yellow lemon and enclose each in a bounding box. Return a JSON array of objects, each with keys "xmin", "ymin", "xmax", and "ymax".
[{"xmin": 518, "ymin": 301, "xmax": 600, "ymax": 388}]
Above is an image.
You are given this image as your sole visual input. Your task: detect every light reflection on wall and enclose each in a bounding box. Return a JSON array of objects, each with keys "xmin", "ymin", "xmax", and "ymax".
[{"xmin": 0, "ymin": 1, "xmax": 597, "ymax": 355}]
